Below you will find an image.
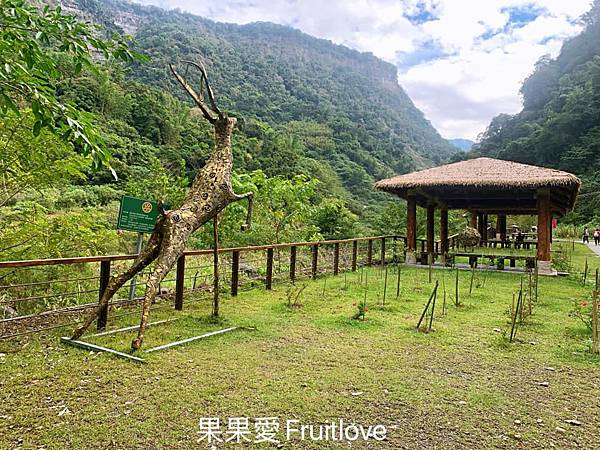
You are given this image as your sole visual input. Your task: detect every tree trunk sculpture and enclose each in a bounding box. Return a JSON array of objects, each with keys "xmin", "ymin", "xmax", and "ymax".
[{"xmin": 72, "ymin": 60, "xmax": 253, "ymax": 350}]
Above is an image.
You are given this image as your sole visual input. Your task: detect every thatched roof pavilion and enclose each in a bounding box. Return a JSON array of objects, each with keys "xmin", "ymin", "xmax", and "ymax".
[{"xmin": 375, "ymin": 157, "xmax": 581, "ymax": 273}]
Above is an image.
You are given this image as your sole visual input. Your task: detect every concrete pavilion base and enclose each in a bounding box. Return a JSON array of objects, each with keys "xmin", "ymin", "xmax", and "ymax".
[{"xmin": 537, "ymin": 260, "xmax": 557, "ymax": 276}]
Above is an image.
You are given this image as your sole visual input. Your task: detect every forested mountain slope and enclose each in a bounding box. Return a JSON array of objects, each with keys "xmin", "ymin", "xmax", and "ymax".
[
  {"xmin": 473, "ymin": 1, "xmax": 600, "ymax": 223},
  {"xmin": 2, "ymin": 0, "xmax": 457, "ymax": 263},
  {"xmin": 65, "ymin": 0, "xmax": 454, "ymax": 203}
]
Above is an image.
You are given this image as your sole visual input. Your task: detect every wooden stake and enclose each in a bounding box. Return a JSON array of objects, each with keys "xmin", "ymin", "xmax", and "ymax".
[
  {"xmin": 396, "ymin": 264, "xmax": 401, "ymax": 299},
  {"xmin": 441, "ymin": 272, "xmax": 447, "ymax": 316},
  {"xmin": 519, "ymin": 275, "xmax": 524, "ymax": 322},
  {"xmin": 469, "ymin": 266, "xmax": 475, "ymax": 294},
  {"xmin": 534, "ymin": 262, "xmax": 539, "ymax": 302},
  {"xmin": 428, "ymin": 282, "xmax": 438, "ymax": 332},
  {"xmin": 442, "ymin": 288, "xmax": 447, "ymax": 316},
  {"xmin": 592, "ymin": 288, "xmax": 599, "ymax": 354},
  {"xmin": 428, "ymin": 260, "xmax": 432, "ymax": 283},
  {"xmin": 455, "ymin": 268, "xmax": 459, "ymax": 306},
  {"xmin": 416, "ymin": 281, "xmax": 438, "ymax": 331},
  {"xmin": 509, "ymin": 290, "xmax": 523, "ymax": 342},
  {"xmin": 212, "ymin": 215, "xmax": 220, "ymax": 317},
  {"xmin": 363, "ymin": 270, "xmax": 368, "ymax": 320},
  {"xmin": 528, "ymin": 271, "xmax": 533, "ymax": 315},
  {"xmin": 382, "ymin": 264, "xmax": 388, "ymax": 306}
]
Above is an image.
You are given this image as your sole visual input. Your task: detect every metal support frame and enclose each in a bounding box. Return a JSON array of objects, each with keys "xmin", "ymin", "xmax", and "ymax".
[{"xmin": 60, "ymin": 320, "xmax": 239, "ymax": 363}]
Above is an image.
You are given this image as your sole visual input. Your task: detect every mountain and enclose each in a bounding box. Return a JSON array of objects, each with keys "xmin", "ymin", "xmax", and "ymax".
[
  {"xmin": 473, "ymin": 0, "xmax": 600, "ymax": 223},
  {"xmin": 448, "ymin": 138, "xmax": 474, "ymax": 151},
  {"xmin": 62, "ymin": 0, "xmax": 454, "ymax": 208}
]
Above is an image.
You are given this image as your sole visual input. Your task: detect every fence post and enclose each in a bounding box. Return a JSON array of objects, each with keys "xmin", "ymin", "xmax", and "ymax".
[
  {"xmin": 231, "ymin": 250, "xmax": 240, "ymax": 296},
  {"xmin": 333, "ymin": 243, "xmax": 340, "ymax": 275},
  {"xmin": 311, "ymin": 244, "xmax": 319, "ymax": 279},
  {"xmin": 97, "ymin": 260, "xmax": 111, "ymax": 331},
  {"xmin": 266, "ymin": 248, "xmax": 274, "ymax": 290},
  {"xmin": 175, "ymin": 255, "xmax": 186, "ymax": 311},
  {"xmin": 290, "ymin": 246, "xmax": 297, "ymax": 282},
  {"xmin": 352, "ymin": 240, "xmax": 358, "ymax": 271},
  {"xmin": 380, "ymin": 237, "xmax": 386, "ymax": 266},
  {"xmin": 367, "ymin": 239, "xmax": 373, "ymax": 266}
]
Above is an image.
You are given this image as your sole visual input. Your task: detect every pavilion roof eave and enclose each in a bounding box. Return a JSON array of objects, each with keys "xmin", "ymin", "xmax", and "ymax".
[
  {"xmin": 380, "ymin": 185, "xmax": 576, "ymax": 217},
  {"xmin": 375, "ymin": 157, "xmax": 581, "ymax": 216}
]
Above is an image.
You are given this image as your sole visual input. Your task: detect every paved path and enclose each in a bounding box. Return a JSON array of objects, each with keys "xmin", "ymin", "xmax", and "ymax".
[{"xmin": 586, "ymin": 242, "xmax": 600, "ymax": 256}]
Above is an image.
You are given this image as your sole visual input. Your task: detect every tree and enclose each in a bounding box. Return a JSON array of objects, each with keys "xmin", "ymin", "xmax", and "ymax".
[
  {"xmin": 310, "ymin": 198, "xmax": 358, "ymax": 239},
  {"xmin": 0, "ymin": 111, "xmax": 89, "ymax": 208},
  {"xmin": 0, "ymin": 0, "xmax": 143, "ymax": 171},
  {"xmin": 255, "ymin": 171, "xmax": 319, "ymax": 245}
]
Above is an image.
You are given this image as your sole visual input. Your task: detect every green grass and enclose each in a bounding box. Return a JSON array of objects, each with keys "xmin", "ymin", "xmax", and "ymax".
[{"xmin": 1, "ymin": 244, "xmax": 600, "ymax": 449}]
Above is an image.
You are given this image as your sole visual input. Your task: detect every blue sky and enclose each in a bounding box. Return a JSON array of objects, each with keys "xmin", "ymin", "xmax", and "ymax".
[{"xmin": 134, "ymin": 0, "xmax": 592, "ymax": 140}]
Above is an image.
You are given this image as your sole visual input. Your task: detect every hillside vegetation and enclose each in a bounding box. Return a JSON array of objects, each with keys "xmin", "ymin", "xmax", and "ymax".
[
  {"xmin": 473, "ymin": 1, "xmax": 600, "ymax": 224},
  {"xmin": 1, "ymin": 0, "xmax": 458, "ymax": 264}
]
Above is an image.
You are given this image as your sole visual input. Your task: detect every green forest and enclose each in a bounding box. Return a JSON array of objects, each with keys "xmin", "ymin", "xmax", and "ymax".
[
  {"xmin": 4, "ymin": 0, "xmax": 600, "ymax": 264},
  {"xmin": 473, "ymin": 0, "xmax": 600, "ymax": 228},
  {"xmin": 1, "ymin": 0, "xmax": 460, "ymax": 263}
]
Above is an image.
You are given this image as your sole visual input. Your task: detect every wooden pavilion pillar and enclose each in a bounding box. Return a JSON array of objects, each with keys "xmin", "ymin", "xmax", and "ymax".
[
  {"xmin": 440, "ymin": 208, "xmax": 448, "ymax": 263},
  {"xmin": 477, "ymin": 212, "xmax": 485, "ymax": 245},
  {"xmin": 406, "ymin": 193, "xmax": 417, "ymax": 264},
  {"xmin": 482, "ymin": 214, "xmax": 488, "ymax": 242},
  {"xmin": 497, "ymin": 214, "xmax": 507, "ymax": 240},
  {"xmin": 470, "ymin": 210, "xmax": 478, "ymax": 229},
  {"xmin": 426, "ymin": 204, "xmax": 435, "ymax": 264},
  {"xmin": 537, "ymin": 189, "xmax": 554, "ymax": 274}
]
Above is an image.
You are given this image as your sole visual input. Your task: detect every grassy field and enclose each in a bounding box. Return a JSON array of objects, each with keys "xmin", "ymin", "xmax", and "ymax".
[{"xmin": 1, "ymin": 244, "xmax": 600, "ymax": 449}]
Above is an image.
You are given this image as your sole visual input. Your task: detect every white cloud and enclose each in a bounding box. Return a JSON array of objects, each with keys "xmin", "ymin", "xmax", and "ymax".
[{"xmin": 133, "ymin": 0, "xmax": 593, "ymax": 140}]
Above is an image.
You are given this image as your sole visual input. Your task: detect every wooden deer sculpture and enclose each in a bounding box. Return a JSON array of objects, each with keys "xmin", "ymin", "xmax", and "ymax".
[{"xmin": 72, "ymin": 60, "xmax": 253, "ymax": 350}]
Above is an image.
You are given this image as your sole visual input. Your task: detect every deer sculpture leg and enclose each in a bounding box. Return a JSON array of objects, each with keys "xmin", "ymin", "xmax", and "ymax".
[
  {"xmin": 131, "ymin": 211, "xmax": 191, "ymax": 350},
  {"xmin": 71, "ymin": 217, "xmax": 165, "ymax": 339},
  {"xmin": 130, "ymin": 252, "xmax": 179, "ymax": 350}
]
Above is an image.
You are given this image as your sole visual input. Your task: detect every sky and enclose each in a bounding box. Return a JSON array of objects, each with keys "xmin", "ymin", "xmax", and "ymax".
[{"xmin": 133, "ymin": 0, "xmax": 593, "ymax": 141}]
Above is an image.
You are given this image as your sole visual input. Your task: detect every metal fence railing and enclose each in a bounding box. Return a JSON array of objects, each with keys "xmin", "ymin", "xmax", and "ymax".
[{"xmin": 1, "ymin": 235, "xmax": 419, "ymax": 339}]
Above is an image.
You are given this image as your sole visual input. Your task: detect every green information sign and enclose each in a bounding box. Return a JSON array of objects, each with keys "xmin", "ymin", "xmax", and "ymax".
[{"xmin": 117, "ymin": 196, "xmax": 159, "ymax": 233}]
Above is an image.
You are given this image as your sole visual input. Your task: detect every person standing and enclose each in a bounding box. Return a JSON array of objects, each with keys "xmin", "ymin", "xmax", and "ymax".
[
  {"xmin": 583, "ymin": 226, "xmax": 590, "ymax": 244},
  {"xmin": 594, "ymin": 228, "xmax": 600, "ymax": 246}
]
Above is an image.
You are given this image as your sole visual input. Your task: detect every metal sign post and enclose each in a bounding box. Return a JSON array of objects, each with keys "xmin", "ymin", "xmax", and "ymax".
[{"xmin": 128, "ymin": 232, "xmax": 144, "ymax": 301}]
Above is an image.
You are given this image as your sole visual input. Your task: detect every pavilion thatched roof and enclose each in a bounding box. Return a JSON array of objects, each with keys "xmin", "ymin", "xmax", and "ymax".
[{"xmin": 375, "ymin": 157, "xmax": 581, "ymax": 214}]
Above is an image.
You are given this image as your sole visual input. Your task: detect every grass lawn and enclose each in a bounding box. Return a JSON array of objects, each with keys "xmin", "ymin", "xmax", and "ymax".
[{"xmin": 1, "ymin": 244, "xmax": 600, "ymax": 449}]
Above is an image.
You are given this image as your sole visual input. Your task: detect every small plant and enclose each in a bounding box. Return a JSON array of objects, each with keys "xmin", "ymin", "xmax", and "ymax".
[
  {"xmin": 551, "ymin": 243, "xmax": 572, "ymax": 273},
  {"xmin": 569, "ymin": 292, "xmax": 600, "ymax": 354},
  {"xmin": 352, "ymin": 299, "xmax": 368, "ymax": 321},
  {"xmin": 569, "ymin": 296, "xmax": 596, "ymax": 331},
  {"xmin": 286, "ymin": 283, "xmax": 307, "ymax": 309}
]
